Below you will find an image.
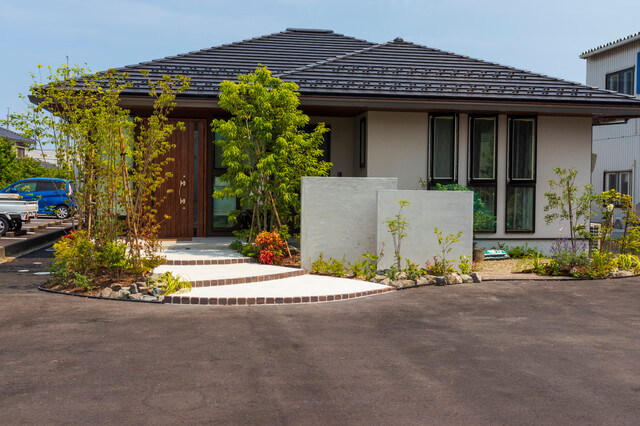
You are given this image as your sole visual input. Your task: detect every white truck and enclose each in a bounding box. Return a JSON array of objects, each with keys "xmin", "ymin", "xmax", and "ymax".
[{"xmin": 0, "ymin": 193, "xmax": 38, "ymax": 236}]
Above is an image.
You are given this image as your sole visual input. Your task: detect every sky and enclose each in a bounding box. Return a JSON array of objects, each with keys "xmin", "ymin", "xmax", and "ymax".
[{"xmin": 1, "ymin": 0, "xmax": 639, "ymax": 126}]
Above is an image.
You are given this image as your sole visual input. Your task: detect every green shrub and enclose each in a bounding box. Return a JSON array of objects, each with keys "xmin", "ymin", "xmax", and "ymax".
[
  {"xmin": 155, "ymin": 272, "xmax": 192, "ymax": 295},
  {"xmin": 311, "ymin": 253, "xmax": 331, "ymax": 275},
  {"xmin": 458, "ymin": 255, "xmax": 472, "ymax": 275},
  {"xmin": 404, "ymin": 260, "xmax": 424, "ymax": 281},
  {"xmin": 589, "ymin": 250, "xmax": 616, "ymax": 278},
  {"xmin": 97, "ymin": 241, "xmax": 129, "ymax": 278},
  {"xmin": 385, "ymin": 264, "xmax": 399, "ymax": 280},
  {"xmin": 51, "ymin": 230, "xmax": 96, "ymax": 278},
  {"xmin": 329, "ymin": 256, "xmax": 346, "ymax": 276},
  {"xmin": 616, "ymin": 253, "xmax": 640, "ymax": 271}
]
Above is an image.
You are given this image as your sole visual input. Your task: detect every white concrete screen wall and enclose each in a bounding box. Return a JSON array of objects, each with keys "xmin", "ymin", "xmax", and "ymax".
[
  {"xmin": 376, "ymin": 190, "xmax": 473, "ymax": 270},
  {"xmin": 300, "ymin": 177, "xmax": 398, "ymax": 270}
]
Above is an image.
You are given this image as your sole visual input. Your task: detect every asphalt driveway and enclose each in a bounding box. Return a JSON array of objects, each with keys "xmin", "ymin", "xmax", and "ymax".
[{"xmin": 1, "ymin": 248, "xmax": 640, "ymax": 425}]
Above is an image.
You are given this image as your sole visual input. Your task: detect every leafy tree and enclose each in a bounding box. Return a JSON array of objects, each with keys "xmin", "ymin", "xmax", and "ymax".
[
  {"xmin": 0, "ymin": 136, "xmax": 19, "ymax": 188},
  {"xmin": 7, "ymin": 64, "xmax": 189, "ymax": 272},
  {"xmin": 212, "ymin": 66, "xmax": 331, "ymax": 240},
  {"xmin": 543, "ymin": 167, "xmax": 593, "ymax": 248}
]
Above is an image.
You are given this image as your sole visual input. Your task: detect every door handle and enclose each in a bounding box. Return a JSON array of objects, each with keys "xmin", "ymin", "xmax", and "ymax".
[{"xmin": 179, "ymin": 176, "xmax": 187, "ymax": 209}]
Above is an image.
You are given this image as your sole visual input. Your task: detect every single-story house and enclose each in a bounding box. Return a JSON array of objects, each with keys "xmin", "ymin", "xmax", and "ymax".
[
  {"xmin": 86, "ymin": 28, "xmax": 640, "ymax": 245},
  {"xmin": 0, "ymin": 126, "xmax": 34, "ymax": 158}
]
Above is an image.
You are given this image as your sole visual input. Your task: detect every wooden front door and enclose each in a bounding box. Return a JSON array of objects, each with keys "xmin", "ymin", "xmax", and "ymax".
[{"xmin": 157, "ymin": 119, "xmax": 207, "ymax": 239}]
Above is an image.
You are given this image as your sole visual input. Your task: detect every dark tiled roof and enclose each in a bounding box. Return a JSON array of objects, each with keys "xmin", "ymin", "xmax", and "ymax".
[
  {"xmin": 109, "ymin": 29, "xmax": 640, "ymax": 107},
  {"xmin": 118, "ymin": 29, "xmax": 374, "ymax": 95},
  {"xmin": 283, "ymin": 40, "xmax": 638, "ymax": 105},
  {"xmin": 0, "ymin": 127, "xmax": 34, "ymax": 145}
]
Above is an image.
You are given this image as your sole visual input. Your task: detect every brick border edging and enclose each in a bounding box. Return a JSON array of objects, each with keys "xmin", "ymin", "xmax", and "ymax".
[
  {"xmin": 163, "ymin": 257, "xmax": 253, "ymax": 266},
  {"xmin": 189, "ymin": 269, "xmax": 306, "ymax": 287},
  {"xmin": 163, "ymin": 287, "xmax": 395, "ymax": 305}
]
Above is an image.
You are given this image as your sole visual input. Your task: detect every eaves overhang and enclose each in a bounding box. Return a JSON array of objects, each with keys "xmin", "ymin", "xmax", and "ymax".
[{"xmin": 118, "ymin": 93, "xmax": 640, "ymax": 124}]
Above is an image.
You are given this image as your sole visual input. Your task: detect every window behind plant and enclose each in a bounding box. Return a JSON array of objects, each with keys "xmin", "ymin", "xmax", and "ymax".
[{"xmin": 468, "ymin": 116, "xmax": 497, "ymax": 232}]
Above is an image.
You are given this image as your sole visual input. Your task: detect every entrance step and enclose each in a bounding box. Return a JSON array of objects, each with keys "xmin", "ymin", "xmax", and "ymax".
[
  {"xmin": 163, "ymin": 275, "xmax": 394, "ymax": 305},
  {"xmin": 153, "ymin": 263, "xmax": 305, "ymax": 287},
  {"xmin": 163, "ymin": 257, "xmax": 252, "ymax": 266}
]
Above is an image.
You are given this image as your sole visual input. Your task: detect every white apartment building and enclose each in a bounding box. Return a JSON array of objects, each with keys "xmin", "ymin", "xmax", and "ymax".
[{"xmin": 581, "ymin": 33, "xmax": 640, "ymax": 202}]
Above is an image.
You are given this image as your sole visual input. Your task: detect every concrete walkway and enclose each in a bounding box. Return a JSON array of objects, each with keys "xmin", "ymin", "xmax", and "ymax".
[{"xmin": 156, "ymin": 237, "xmax": 393, "ymax": 305}]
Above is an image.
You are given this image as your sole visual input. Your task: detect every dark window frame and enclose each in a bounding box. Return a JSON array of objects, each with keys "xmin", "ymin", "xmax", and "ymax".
[
  {"xmin": 468, "ymin": 115, "xmax": 498, "ymax": 233},
  {"xmin": 305, "ymin": 123, "xmax": 331, "ymax": 164},
  {"xmin": 468, "ymin": 115, "xmax": 498, "ymax": 182},
  {"xmin": 505, "ymin": 184, "xmax": 536, "ymax": 233},
  {"xmin": 505, "ymin": 116, "xmax": 537, "ymax": 233},
  {"xmin": 428, "ymin": 113, "xmax": 458, "ymax": 186},
  {"xmin": 603, "ymin": 170, "xmax": 632, "ymax": 199},
  {"xmin": 605, "ymin": 67, "xmax": 635, "ymax": 95},
  {"xmin": 359, "ymin": 117, "xmax": 367, "ymax": 169}
]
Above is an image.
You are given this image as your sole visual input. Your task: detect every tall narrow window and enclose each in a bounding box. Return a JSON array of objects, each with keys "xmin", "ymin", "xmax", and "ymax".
[
  {"xmin": 359, "ymin": 117, "xmax": 367, "ymax": 168},
  {"xmin": 468, "ymin": 116, "xmax": 497, "ymax": 232},
  {"xmin": 506, "ymin": 117, "xmax": 536, "ymax": 232},
  {"xmin": 429, "ymin": 114, "xmax": 457, "ymax": 185},
  {"xmin": 305, "ymin": 124, "xmax": 331, "ymax": 164}
]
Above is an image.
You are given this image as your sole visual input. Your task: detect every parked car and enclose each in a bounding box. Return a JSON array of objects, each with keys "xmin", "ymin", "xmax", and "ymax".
[{"xmin": 1, "ymin": 178, "xmax": 74, "ymax": 219}]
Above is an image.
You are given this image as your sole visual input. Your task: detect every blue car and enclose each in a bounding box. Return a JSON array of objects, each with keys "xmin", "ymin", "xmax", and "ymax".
[{"xmin": 1, "ymin": 178, "xmax": 75, "ymax": 218}]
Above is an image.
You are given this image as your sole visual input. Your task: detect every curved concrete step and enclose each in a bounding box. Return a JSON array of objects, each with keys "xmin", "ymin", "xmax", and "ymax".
[
  {"xmin": 163, "ymin": 275, "xmax": 394, "ymax": 305},
  {"xmin": 163, "ymin": 257, "xmax": 252, "ymax": 266},
  {"xmin": 153, "ymin": 263, "xmax": 305, "ymax": 287}
]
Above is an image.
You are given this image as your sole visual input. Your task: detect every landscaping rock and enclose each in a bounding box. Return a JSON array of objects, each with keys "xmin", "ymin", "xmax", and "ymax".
[
  {"xmin": 397, "ymin": 272, "xmax": 408, "ymax": 281},
  {"xmin": 151, "ymin": 287, "xmax": 165, "ymax": 296},
  {"xmin": 417, "ymin": 275, "xmax": 436, "ymax": 286},
  {"xmin": 372, "ymin": 274, "xmax": 387, "ymax": 283},
  {"xmin": 395, "ymin": 279, "xmax": 416, "ymax": 289},
  {"xmin": 343, "ymin": 273, "xmax": 355, "ymax": 279},
  {"xmin": 435, "ymin": 276, "xmax": 446, "ymax": 286},
  {"xmin": 461, "ymin": 274, "xmax": 473, "ymax": 283},
  {"xmin": 99, "ymin": 288, "xmax": 113, "ymax": 298},
  {"xmin": 119, "ymin": 290, "xmax": 131, "ymax": 299},
  {"xmin": 110, "ymin": 283, "xmax": 122, "ymax": 291},
  {"xmin": 445, "ymin": 273, "xmax": 463, "ymax": 285},
  {"xmin": 138, "ymin": 286, "xmax": 150, "ymax": 295},
  {"xmin": 129, "ymin": 284, "xmax": 138, "ymax": 294},
  {"xmin": 149, "ymin": 273, "xmax": 163, "ymax": 281},
  {"xmin": 616, "ymin": 270, "xmax": 634, "ymax": 277},
  {"xmin": 129, "ymin": 293, "xmax": 142, "ymax": 301},
  {"xmin": 470, "ymin": 272, "xmax": 482, "ymax": 283},
  {"xmin": 381, "ymin": 277, "xmax": 392, "ymax": 286},
  {"xmin": 140, "ymin": 295, "xmax": 157, "ymax": 302}
]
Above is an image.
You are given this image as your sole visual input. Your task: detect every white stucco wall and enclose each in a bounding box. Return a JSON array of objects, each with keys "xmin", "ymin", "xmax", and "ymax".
[
  {"xmin": 309, "ymin": 116, "xmax": 355, "ymax": 178},
  {"xmin": 366, "ymin": 111, "xmax": 428, "ymax": 189}
]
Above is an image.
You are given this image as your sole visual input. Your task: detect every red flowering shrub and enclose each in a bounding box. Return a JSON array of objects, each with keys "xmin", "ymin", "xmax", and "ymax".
[{"xmin": 253, "ymin": 231, "xmax": 287, "ymax": 265}]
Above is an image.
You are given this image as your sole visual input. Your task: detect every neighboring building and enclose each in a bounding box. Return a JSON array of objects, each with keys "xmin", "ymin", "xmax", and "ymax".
[
  {"xmin": 0, "ymin": 126, "xmax": 34, "ymax": 158},
  {"xmin": 581, "ymin": 32, "xmax": 640, "ymax": 203},
  {"xmin": 74, "ymin": 29, "xmax": 640, "ymax": 246},
  {"xmin": 25, "ymin": 149, "xmax": 59, "ymax": 169}
]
